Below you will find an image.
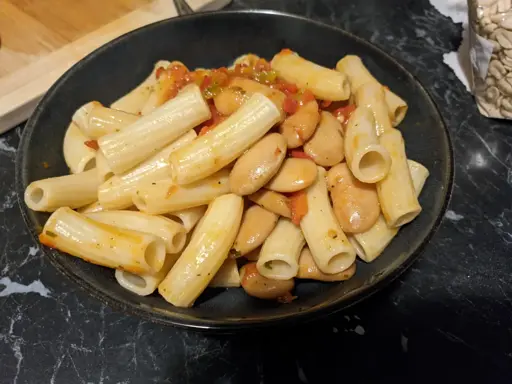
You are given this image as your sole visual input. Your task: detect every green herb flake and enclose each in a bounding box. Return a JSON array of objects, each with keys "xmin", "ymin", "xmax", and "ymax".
[
  {"xmin": 45, "ymin": 230, "xmax": 57, "ymax": 238},
  {"xmin": 265, "ymin": 262, "xmax": 273, "ymax": 270}
]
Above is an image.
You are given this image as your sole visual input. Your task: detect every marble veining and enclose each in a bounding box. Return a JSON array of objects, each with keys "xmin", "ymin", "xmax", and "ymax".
[{"xmin": 1, "ymin": 0, "xmax": 512, "ymax": 383}]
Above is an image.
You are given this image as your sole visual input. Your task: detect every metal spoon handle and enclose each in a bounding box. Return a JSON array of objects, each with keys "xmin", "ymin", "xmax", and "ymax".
[{"xmin": 173, "ymin": 0, "xmax": 194, "ymax": 15}]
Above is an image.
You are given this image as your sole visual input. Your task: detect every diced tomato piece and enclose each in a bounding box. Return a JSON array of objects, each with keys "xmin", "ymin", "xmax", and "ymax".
[
  {"xmin": 289, "ymin": 190, "xmax": 308, "ymax": 225},
  {"xmin": 200, "ymin": 75, "xmax": 213, "ymax": 91},
  {"xmin": 84, "ymin": 140, "xmax": 99, "ymax": 150},
  {"xmin": 275, "ymin": 81, "xmax": 298, "ymax": 95},
  {"xmin": 300, "ymin": 89, "xmax": 316, "ymax": 104},
  {"xmin": 210, "ymin": 69, "xmax": 229, "ymax": 87},
  {"xmin": 155, "ymin": 66, "xmax": 167, "ymax": 80},
  {"xmin": 197, "ymin": 102, "xmax": 225, "ymax": 135},
  {"xmin": 290, "ymin": 150, "xmax": 312, "ymax": 160},
  {"xmin": 169, "ymin": 64, "xmax": 188, "ymax": 79},
  {"xmin": 254, "ymin": 58, "xmax": 271, "ymax": 72},
  {"xmin": 283, "ymin": 96, "xmax": 298, "ymax": 115},
  {"xmin": 333, "ymin": 104, "xmax": 357, "ymax": 122},
  {"xmin": 321, "ymin": 100, "xmax": 332, "ymax": 108}
]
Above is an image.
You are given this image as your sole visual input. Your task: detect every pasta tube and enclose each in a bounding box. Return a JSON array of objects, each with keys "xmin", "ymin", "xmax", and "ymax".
[
  {"xmin": 95, "ymin": 150, "xmax": 114, "ymax": 183},
  {"xmin": 99, "ymin": 84, "xmax": 210, "ymax": 175},
  {"xmin": 209, "ymin": 258, "xmax": 241, "ymax": 288},
  {"xmin": 132, "ymin": 169, "xmax": 230, "ymax": 215},
  {"xmin": 72, "ymin": 102, "xmax": 139, "ymax": 139},
  {"xmin": 336, "ymin": 55, "xmax": 408, "ymax": 126},
  {"xmin": 110, "ymin": 60, "xmax": 170, "ymax": 114},
  {"xmin": 85, "ymin": 211, "xmax": 187, "ymax": 254},
  {"xmin": 165, "ymin": 206, "xmax": 207, "ymax": 233},
  {"xmin": 377, "ymin": 129, "xmax": 421, "ymax": 227},
  {"xmin": 158, "ymin": 194, "xmax": 244, "ymax": 307},
  {"xmin": 62, "ymin": 123, "xmax": 96, "ymax": 174},
  {"xmin": 350, "ymin": 160, "xmax": 429, "ymax": 262},
  {"xmin": 115, "ymin": 253, "xmax": 180, "ymax": 296},
  {"xmin": 344, "ymin": 106, "xmax": 391, "ymax": 183},
  {"xmin": 271, "ymin": 50, "xmax": 350, "ymax": 101},
  {"xmin": 257, "ymin": 218, "xmax": 305, "ymax": 280},
  {"xmin": 169, "ymin": 93, "xmax": 281, "ymax": 185},
  {"xmin": 140, "ymin": 61, "xmax": 189, "ymax": 116},
  {"xmin": 78, "ymin": 201, "xmax": 107, "ymax": 214},
  {"xmin": 355, "ymin": 83, "xmax": 393, "ymax": 135},
  {"xmin": 300, "ymin": 167, "xmax": 356, "ymax": 274},
  {"xmin": 39, "ymin": 207, "xmax": 166, "ymax": 274},
  {"xmin": 297, "ymin": 247, "xmax": 356, "ymax": 282},
  {"xmin": 24, "ymin": 169, "xmax": 100, "ymax": 212},
  {"xmin": 97, "ymin": 131, "xmax": 196, "ymax": 210}
]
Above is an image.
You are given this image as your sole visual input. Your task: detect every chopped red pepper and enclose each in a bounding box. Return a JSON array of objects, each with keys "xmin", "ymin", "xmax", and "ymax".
[
  {"xmin": 283, "ymin": 96, "xmax": 298, "ymax": 115},
  {"xmin": 290, "ymin": 150, "xmax": 312, "ymax": 160},
  {"xmin": 84, "ymin": 140, "xmax": 99, "ymax": 150},
  {"xmin": 333, "ymin": 104, "xmax": 357, "ymax": 124},
  {"xmin": 289, "ymin": 190, "xmax": 309, "ymax": 226},
  {"xmin": 196, "ymin": 102, "xmax": 225, "ymax": 135},
  {"xmin": 274, "ymin": 80, "xmax": 298, "ymax": 95}
]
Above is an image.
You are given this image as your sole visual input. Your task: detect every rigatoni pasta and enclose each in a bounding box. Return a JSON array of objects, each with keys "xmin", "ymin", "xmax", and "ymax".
[
  {"xmin": 111, "ymin": 60, "xmax": 171, "ymax": 114},
  {"xmin": 272, "ymin": 50, "xmax": 350, "ymax": 101},
  {"xmin": 349, "ymin": 160, "xmax": 429, "ymax": 262},
  {"xmin": 132, "ymin": 168, "xmax": 230, "ymax": 215},
  {"xmin": 344, "ymin": 106, "xmax": 391, "ymax": 183},
  {"xmin": 39, "ymin": 207, "xmax": 166, "ymax": 274},
  {"xmin": 115, "ymin": 252, "xmax": 180, "ymax": 296},
  {"xmin": 72, "ymin": 101, "xmax": 139, "ymax": 139},
  {"xmin": 24, "ymin": 169, "xmax": 100, "ymax": 212},
  {"xmin": 257, "ymin": 218, "xmax": 305, "ymax": 280},
  {"xmin": 99, "ymin": 84, "xmax": 210, "ymax": 175},
  {"xmin": 158, "ymin": 194, "xmax": 243, "ymax": 307},
  {"xmin": 355, "ymin": 82, "xmax": 393, "ymax": 136},
  {"xmin": 26, "ymin": 51, "xmax": 429, "ymax": 307},
  {"xmin": 62, "ymin": 123, "xmax": 96, "ymax": 174},
  {"xmin": 164, "ymin": 206, "xmax": 207, "ymax": 233},
  {"xmin": 336, "ymin": 55, "xmax": 408, "ymax": 126},
  {"xmin": 97, "ymin": 130, "xmax": 196, "ymax": 210},
  {"xmin": 377, "ymin": 129, "xmax": 422, "ymax": 227},
  {"xmin": 169, "ymin": 93, "xmax": 281, "ymax": 185},
  {"xmin": 300, "ymin": 167, "xmax": 356, "ymax": 274},
  {"xmin": 85, "ymin": 210, "xmax": 187, "ymax": 254}
]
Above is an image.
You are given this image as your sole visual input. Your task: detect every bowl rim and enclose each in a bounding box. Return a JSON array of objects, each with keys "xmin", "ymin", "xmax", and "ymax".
[{"xmin": 15, "ymin": 9, "xmax": 454, "ymax": 331}]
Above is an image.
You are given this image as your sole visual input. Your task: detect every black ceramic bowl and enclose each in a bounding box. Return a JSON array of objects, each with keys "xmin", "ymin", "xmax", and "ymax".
[{"xmin": 16, "ymin": 10, "xmax": 453, "ymax": 331}]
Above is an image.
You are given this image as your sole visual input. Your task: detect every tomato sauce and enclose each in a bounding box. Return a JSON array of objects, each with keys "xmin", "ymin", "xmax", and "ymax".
[{"xmin": 156, "ymin": 50, "xmax": 327, "ymax": 120}]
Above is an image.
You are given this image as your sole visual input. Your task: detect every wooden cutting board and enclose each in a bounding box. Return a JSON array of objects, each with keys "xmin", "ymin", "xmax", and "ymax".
[{"xmin": 0, "ymin": 0, "xmax": 230, "ymax": 133}]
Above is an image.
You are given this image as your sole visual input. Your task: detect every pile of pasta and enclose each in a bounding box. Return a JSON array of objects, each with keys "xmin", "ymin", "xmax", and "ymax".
[{"xmin": 24, "ymin": 50, "xmax": 429, "ymax": 308}]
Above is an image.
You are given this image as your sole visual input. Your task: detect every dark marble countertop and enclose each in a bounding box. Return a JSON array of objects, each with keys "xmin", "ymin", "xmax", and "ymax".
[{"xmin": 2, "ymin": 0, "xmax": 512, "ymax": 383}]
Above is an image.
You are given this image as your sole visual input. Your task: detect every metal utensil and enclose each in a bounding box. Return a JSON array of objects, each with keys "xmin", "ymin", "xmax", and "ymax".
[{"xmin": 173, "ymin": 0, "xmax": 194, "ymax": 15}]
